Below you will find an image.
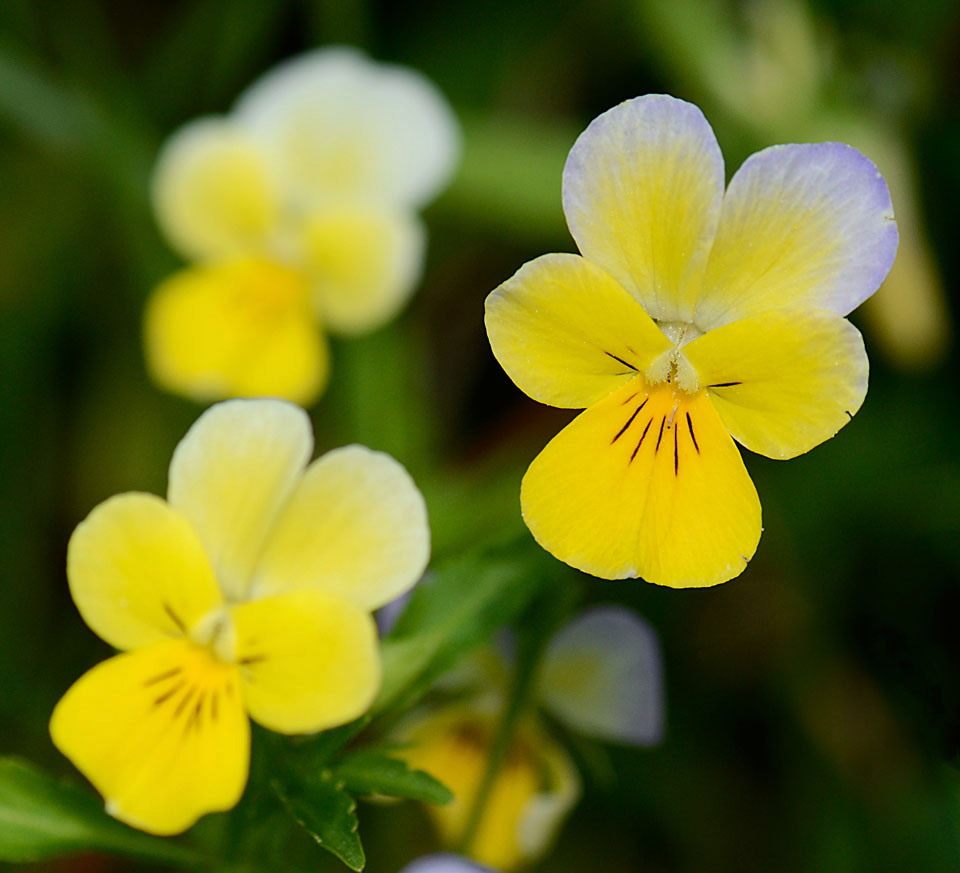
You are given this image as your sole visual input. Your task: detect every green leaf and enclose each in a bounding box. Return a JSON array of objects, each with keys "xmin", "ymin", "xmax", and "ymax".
[
  {"xmin": 332, "ymin": 750, "xmax": 453, "ymax": 805},
  {"xmin": 0, "ymin": 757, "xmax": 206, "ymax": 866},
  {"xmin": 375, "ymin": 541, "xmax": 555, "ymax": 715},
  {"xmin": 273, "ymin": 770, "xmax": 365, "ymax": 872}
]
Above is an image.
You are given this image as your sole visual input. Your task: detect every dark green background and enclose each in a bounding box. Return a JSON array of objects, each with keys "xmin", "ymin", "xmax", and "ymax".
[{"xmin": 1, "ymin": 0, "xmax": 958, "ymax": 870}]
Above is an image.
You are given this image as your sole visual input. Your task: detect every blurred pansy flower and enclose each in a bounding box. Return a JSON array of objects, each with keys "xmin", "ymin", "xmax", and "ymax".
[
  {"xmin": 50, "ymin": 398, "xmax": 429, "ymax": 835},
  {"xmin": 485, "ymin": 94, "xmax": 897, "ymax": 587},
  {"xmin": 146, "ymin": 48, "xmax": 459, "ymax": 405},
  {"xmin": 399, "ymin": 606, "xmax": 663, "ymax": 870}
]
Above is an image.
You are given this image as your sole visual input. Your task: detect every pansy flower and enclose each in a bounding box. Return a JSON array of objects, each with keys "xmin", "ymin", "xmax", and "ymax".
[
  {"xmin": 399, "ymin": 606, "xmax": 663, "ymax": 870},
  {"xmin": 485, "ymin": 95, "xmax": 897, "ymax": 586},
  {"xmin": 146, "ymin": 48, "xmax": 459, "ymax": 405},
  {"xmin": 401, "ymin": 855, "xmax": 495, "ymax": 873},
  {"xmin": 50, "ymin": 399, "xmax": 430, "ymax": 834}
]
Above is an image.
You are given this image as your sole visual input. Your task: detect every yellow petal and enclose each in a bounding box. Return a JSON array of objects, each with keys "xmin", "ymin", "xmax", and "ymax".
[
  {"xmin": 144, "ymin": 257, "xmax": 329, "ymax": 406},
  {"xmin": 695, "ymin": 143, "xmax": 898, "ymax": 329},
  {"xmin": 152, "ymin": 118, "xmax": 279, "ymax": 261},
  {"xmin": 230, "ymin": 589, "xmax": 380, "ymax": 734},
  {"xmin": 168, "ymin": 398, "xmax": 313, "ymax": 601},
  {"xmin": 562, "ymin": 95, "xmax": 724, "ymax": 322},
  {"xmin": 521, "ymin": 379, "xmax": 761, "ymax": 587},
  {"xmin": 683, "ymin": 309, "xmax": 868, "ymax": 459},
  {"xmin": 50, "ymin": 640, "xmax": 249, "ymax": 835},
  {"xmin": 300, "ymin": 202, "xmax": 425, "ymax": 335},
  {"xmin": 251, "ymin": 445, "xmax": 429, "ymax": 610},
  {"xmin": 485, "ymin": 253, "xmax": 672, "ymax": 409},
  {"xmin": 67, "ymin": 493, "xmax": 222, "ymax": 651}
]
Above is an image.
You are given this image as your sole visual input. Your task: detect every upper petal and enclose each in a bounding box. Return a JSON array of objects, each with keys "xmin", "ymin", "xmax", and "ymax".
[
  {"xmin": 521, "ymin": 379, "xmax": 761, "ymax": 587},
  {"xmin": 539, "ymin": 605, "xmax": 664, "ymax": 746},
  {"xmin": 144, "ymin": 258, "xmax": 329, "ymax": 406},
  {"xmin": 300, "ymin": 202, "xmax": 426, "ymax": 335},
  {"xmin": 401, "ymin": 857, "xmax": 493, "ymax": 873},
  {"xmin": 683, "ymin": 308, "xmax": 869, "ymax": 459},
  {"xmin": 485, "ymin": 253, "xmax": 672, "ymax": 409},
  {"xmin": 251, "ymin": 445, "xmax": 429, "ymax": 610},
  {"xmin": 562, "ymin": 95, "xmax": 724, "ymax": 322},
  {"xmin": 151, "ymin": 118, "xmax": 280, "ymax": 262},
  {"xmin": 695, "ymin": 142, "xmax": 898, "ymax": 329},
  {"xmin": 67, "ymin": 493, "xmax": 222, "ymax": 651},
  {"xmin": 167, "ymin": 399, "xmax": 313, "ymax": 601},
  {"xmin": 50, "ymin": 640, "xmax": 249, "ymax": 835},
  {"xmin": 234, "ymin": 47, "xmax": 459, "ymax": 208},
  {"xmin": 231, "ymin": 589, "xmax": 380, "ymax": 734}
]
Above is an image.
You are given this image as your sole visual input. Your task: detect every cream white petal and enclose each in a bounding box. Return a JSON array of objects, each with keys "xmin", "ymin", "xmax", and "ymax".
[
  {"xmin": 167, "ymin": 399, "xmax": 313, "ymax": 601},
  {"xmin": 234, "ymin": 47, "xmax": 459, "ymax": 208}
]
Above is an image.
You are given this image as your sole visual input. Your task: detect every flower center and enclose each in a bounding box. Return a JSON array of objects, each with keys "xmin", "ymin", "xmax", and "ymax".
[
  {"xmin": 188, "ymin": 608, "xmax": 237, "ymax": 664},
  {"xmin": 645, "ymin": 320, "xmax": 703, "ymax": 394}
]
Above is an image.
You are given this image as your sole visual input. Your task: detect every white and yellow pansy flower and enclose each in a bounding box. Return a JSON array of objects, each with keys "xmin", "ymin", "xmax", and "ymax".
[
  {"xmin": 50, "ymin": 399, "xmax": 430, "ymax": 835},
  {"xmin": 399, "ymin": 606, "xmax": 663, "ymax": 870},
  {"xmin": 401, "ymin": 855, "xmax": 494, "ymax": 873},
  {"xmin": 485, "ymin": 94, "xmax": 898, "ymax": 587},
  {"xmin": 146, "ymin": 47, "xmax": 459, "ymax": 405}
]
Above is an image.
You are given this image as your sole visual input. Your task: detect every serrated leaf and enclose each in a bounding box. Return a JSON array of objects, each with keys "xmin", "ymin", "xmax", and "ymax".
[
  {"xmin": 375, "ymin": 543, "xmax": 554, "ymax": 714},
  {"xmin": 0, "ymin": 757, "xmax": 206, "ymax": 866},
  {"xmin": 273, "ymin": 770, "xmax": 365, "ymax": 871},
  {"xmin": 333, "ymin": 750, "xmax": 453, "ymax": 805}
]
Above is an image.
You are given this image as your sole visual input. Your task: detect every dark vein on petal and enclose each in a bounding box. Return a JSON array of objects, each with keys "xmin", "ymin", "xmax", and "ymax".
[
  {"xmin": 604, "ymin": 351, "xmax": 638, "ymax": 371},
  {"xmin": 612, "ymin": 398, "xmax": 649, "ymax": 444},
  {"xmin": 686, "ymin": 412, "xmax": 700, "ymax": 454},
  {"xmin": 143, "ymin": 667, "xmax": 182, "ymax": 687},
  {"xmin": 153, "ymin": 680, "xmax": 185, "ymax": 707},
  {"xmin": 163, "ymin": 603, "xmax": 187, "ymax": 635},
  {"xmin": 674, "ymin": 425, "xmax": 679, "ymax": 475},
  {"xmin": 655, "ymin": 416, "xmax": 666, "ymax": 453},
  {"xmin": 707, "ymin": 381, "xmax": 742, "ymax": 388},
  {"xmin": 630, "ymin": 420, "xmax": 653, "ymax": 463}
]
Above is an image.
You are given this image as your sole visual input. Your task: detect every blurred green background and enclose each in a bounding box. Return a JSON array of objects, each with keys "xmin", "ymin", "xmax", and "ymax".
[{"xmin": 1, "ymin": 0, "xmax": 959, "ymax": 870}]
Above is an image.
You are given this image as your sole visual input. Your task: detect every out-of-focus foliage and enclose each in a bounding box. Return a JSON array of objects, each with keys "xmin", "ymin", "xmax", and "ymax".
[{"xmin": 0, "ymin": 0, "xmax": 958, "ymax": 871}]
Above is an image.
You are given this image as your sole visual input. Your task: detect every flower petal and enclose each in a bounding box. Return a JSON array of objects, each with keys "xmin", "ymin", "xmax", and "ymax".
[
  {"xmin": 300, "ymin": 202, "xmax": 425, "ymax": 335},
  {"xmin": 521, "ymin": 380, "xmax": 761, "ymax": 587},
  {"xmin": 168, "ymin": 399, "xmax": 313, "ymax": 601},
  {"xmin": 539, "ymin": 606, "xmax": 665, "ymax": 746},
  {"xmin": 144, "ymin": 258, "xmax": 329, "ymax": 406},
  {"xmin": 230, "ymin": 589, "xmax": 380, "ymax": 734},
  {"xmin": 401, "ymin": 856, "xmax": 493, "ymax": 873},
  {"xmin": 683, "ymin": 309, "xmax": 868, "ymax": 459},
  {"xmin": 562, "ymin": 95, "xmax": 724, "ymax": 322},
  {"xmin": 67, "ymin": 494, "xmax": 222, "ymax": 651},
  {"xmin": 485, "ymin": 253, "xmax": 672, "ymax": 409},
  {"xmin": 251, "ymin": 445, "xmax": 429, "ymax": 610},
  {"xmin": 695, "ymin": 142, "xmax": 898, "ymax": 329},
  {"xmin": 151, "ymin": 118, "xmax": 280, "ymax": 262},
  {"xmin": 50, "ymin": 640, "xmax": 248, "ymax": 835},
  {"xmin": 234, "ymin": 48, "xmax": 459, "ymax": 208}
]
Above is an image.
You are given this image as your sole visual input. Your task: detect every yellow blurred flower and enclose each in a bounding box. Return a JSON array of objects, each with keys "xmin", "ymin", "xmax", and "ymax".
[
  {"xmin": 50, "ymin": 398, "xmax": 430, "ymax": 835},
  {"xmin": 146, "ymin": 48, "xmax": 459, "ymax": 405},
  {"xmin": 402, "ymin": 704, "xmax": 580, "ymax": 872},
  {"xmin": 485, "ymin": 95, "xmax": 897, "ymax": 587},
  {"xmin": 397, "ymin": 606, "xmax": 663, "ymax": 869}
]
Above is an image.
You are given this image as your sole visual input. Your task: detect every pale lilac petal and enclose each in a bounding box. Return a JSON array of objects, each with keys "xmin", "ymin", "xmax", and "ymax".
[
  {"xmin": 562, "ymin": 95, "xmax": 724, "ymax": 323},
  {"xmin": 539, "ymin": 606, "xmax": 665, "ymax": 746},
  {"xmin": 401, "ymin": 855, "xmax": 495, "ymax": 873},
  {"xmin": 695, "ymin": 142, "xmax": 898, "ymax": 329}
]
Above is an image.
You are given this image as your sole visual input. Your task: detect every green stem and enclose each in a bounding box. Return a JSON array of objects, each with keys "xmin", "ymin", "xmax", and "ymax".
[{"xmin": 456, "ymin": 585, "xmax": 573, "ymax": 856}]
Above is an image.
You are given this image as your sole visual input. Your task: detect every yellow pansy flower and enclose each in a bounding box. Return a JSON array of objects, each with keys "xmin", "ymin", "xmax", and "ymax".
[
  {"xmin": 50, "ymin": 399, "xmax": 430, "ymax": 835},
  {"xmin": 146, "ymin": 48, "xmax": 459, "ymax": 405},
  {"xmin": 401, "ymin": 704, "xmax": 580, "ymax": 872},
  {"xmin": 485, "ymin": 94, "xmax": 898, "ymax": 587},
  {"xmin": 398, "ymin": 606, "xmax": 662, "ymax": 870}
]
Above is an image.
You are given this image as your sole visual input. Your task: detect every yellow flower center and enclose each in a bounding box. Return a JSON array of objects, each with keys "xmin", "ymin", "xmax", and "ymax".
[
  {"xmin": 645, "ymin": 320, "xmax": 703, "ymax": 393},
  {"xmin": 188, "ymin": 608, "xmax": 238, "ymax": 665}
]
